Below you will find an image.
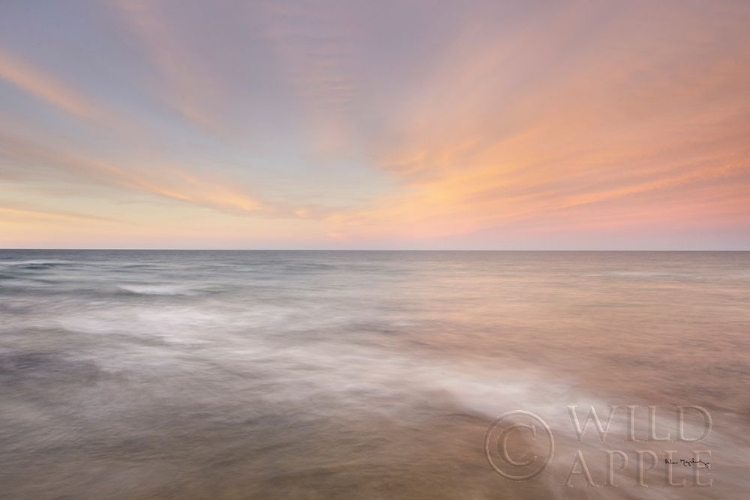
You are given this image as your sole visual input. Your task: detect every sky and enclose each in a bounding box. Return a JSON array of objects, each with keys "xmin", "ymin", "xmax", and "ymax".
[{"xmin": 0, "ymin": 0, "xmax": 749, "ymax": 250}]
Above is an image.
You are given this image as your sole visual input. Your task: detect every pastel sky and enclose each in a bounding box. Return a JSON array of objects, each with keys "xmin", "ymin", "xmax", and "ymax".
[{"xmin": 1, "ymin": 0, "xmax": 749, "ymax": 249}]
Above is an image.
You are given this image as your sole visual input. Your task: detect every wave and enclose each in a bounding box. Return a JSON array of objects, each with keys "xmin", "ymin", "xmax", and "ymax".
[
  {"xmin": 116, "ymin": 284, "xmax": 200, "ymax": 296},
  {"xmin": 0, "ymin": 259, "xmax": 72, "ymax": 270}
]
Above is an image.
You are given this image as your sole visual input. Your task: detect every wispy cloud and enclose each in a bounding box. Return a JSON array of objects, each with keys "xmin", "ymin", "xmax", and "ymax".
[
  {"xmin": 324, "ymin": 1, "xmax": 750, "ymax": 244},
  {"xmin": 0, "ymin": 204, "xmax": 115, "ymax": 223},
  {"xmin": 0, "ymin": 46, "xmax": 98, "ymax": 119},
  {"xmin": 0, "ymin": 132, "xmax": 265, "ymax": 216},
  {"xmin": 112, "ymin": 0, "xmax": 229, "ymax": 134},
  {"xmin": 261, "ymin": 0, "xmax": 361, "ymax": 156}
]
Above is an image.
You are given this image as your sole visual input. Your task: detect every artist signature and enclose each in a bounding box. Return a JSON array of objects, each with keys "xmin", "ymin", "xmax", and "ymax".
[{"xmin": 665, "ymin": 458, "xmax": 710, "ymax": 469}]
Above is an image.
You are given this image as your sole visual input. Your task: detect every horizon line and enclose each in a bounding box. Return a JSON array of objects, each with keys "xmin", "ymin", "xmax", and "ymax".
[{"xmin": 1, "ymin": 248, "xmax": 748, "ymax": 252}]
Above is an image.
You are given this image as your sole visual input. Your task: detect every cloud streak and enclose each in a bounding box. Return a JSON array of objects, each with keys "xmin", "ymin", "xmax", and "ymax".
[
  {"xmin": 0, "ymin": 46, "xmax": 98, "ymax": 119},
  {"xmin": 0, "ymin": 132, "xmax": 265, "ymax": 216}
]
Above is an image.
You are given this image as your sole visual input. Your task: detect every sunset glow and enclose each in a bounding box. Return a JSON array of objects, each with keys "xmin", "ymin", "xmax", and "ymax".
[{"xmin": 1, "ymin": 0, "xmax": 749, "ymax": 249}]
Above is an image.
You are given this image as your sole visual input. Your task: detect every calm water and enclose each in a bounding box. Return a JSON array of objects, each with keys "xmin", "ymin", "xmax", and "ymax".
[{"xmin": 0, "ymin": 251, "xmax": 748, "ymax": 499}]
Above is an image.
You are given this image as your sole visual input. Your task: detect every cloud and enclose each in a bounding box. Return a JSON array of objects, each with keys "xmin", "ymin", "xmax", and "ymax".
[
  {"xmin": 323, "ymin": 1, "xmax": 750, "ymax": 244},
  {"xmin": 0, "ymin": 132, "xmax": 265, "ymax": 216},
  {"xmin": 112, "ymin": 0, "xmax": 231, "ymax": 134},
  {"xmin": 0, "ymin": 46, "xmax": 98, "ymax": 119},
  {"xmin": 0, "ymin": 203, "xmax": 116, "ymax": 223},
  {"xmin": 261, "ymin": 0, "xmax": 361, "ymax": 156}
]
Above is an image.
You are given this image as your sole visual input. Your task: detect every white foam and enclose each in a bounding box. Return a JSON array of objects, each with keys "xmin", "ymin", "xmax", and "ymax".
[
  {"xmin": 0, "ymin": 259, "xmax": 71, "ymax": 267},
  {"xmin": 117, "ymin": 284, "xmax": 197, "ymax": 296}
]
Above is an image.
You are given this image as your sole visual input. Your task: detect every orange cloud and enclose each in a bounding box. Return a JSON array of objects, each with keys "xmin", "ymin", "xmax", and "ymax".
[
  {"xmin": 324, "ymin": 2, "xmax": 750, "ymax": 244},
  {"xmin": 0, "ymin": 132, "xmax": 265, "ymax": 216}
]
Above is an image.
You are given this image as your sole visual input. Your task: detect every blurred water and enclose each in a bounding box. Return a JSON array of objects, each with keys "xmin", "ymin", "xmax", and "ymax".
[{"xmin": 0, "ymin": 250, "xmax": 748, "ymax": 499}]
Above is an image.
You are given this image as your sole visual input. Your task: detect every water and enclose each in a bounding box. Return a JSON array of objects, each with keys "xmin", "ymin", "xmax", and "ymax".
[{"xmin": 0, "ymin": 250, "xmax": 748, "ymax": 499}]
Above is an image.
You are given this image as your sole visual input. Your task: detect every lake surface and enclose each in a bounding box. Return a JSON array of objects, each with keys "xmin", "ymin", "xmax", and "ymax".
[{"xmin": 1, "ymin": 251, "xmax": 748, "ymax": 499}]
